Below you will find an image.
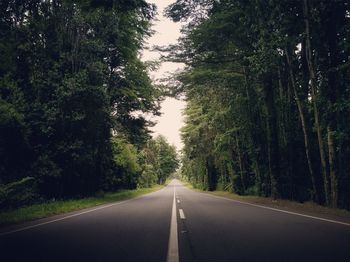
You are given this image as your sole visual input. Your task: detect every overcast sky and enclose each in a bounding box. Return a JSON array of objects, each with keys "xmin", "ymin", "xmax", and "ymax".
[{"xmin": 142, "ymin": 0, "xmax": 186, "ymax": 150}]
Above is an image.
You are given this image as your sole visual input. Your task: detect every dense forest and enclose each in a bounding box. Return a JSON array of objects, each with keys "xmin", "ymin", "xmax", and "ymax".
[
  {"xmin": 165, "ymin": 0, "xmax": 350, "ymax": 208},
  {"xmin": 0, "ymin": 0, "xmax": 178, "ymax": 209},
  {"xmin": 2, "ymin": 0, "xmax": 350, "ymax": 212}
]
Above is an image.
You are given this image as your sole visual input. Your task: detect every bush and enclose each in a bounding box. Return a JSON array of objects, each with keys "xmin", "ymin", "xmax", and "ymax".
[
  {"xmin": 0, "ymin": 177, "xmax": 39, "ymax": 210},
  {"xmin": 245, "ymin": 185, "xmax": 259, "ymax": 196},
  {"xmin": 0, "ymin": 100, "xmax": 30, "ymax": 184},
  {"xmin": 232, "ymin": 175, "xmax": 243, "ymax": 195},
  {"xmin": 138, "ymin": 164, "xmax": 157, "ymax": 188}
]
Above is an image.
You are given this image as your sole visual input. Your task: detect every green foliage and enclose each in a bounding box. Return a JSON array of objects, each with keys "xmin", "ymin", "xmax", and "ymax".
[
  {"xmin": 0, "ymin": 100, "xmax": 30, "ymax": 184},
  {"xmin": 138, "ymin": 164, "xmax": 158, "ymax": 188},
  {"xmin": 0, "ymin": 185, "xmax": 163, "ymax": 226},
  {"xmin": 104, "ymin": 135, "xmax": 178, "ymax": 190},
  {"xmin": 167, "ymin": 0, "xmax": 350, "ymax": 208},
  {"xmin": 112, "ymin": 137, "xmax": 140, "ymax": 174},
  {"xmin": 0, "ymin": 0, "xmax": 162, "ymax": 205},
  {"xmin": 140, "ymin": 135, "xmax": 179, "ymax": 185},
  {"xmin": 0, "ymin": 177, "xmax": 38, "ymax": 210},
  {"xmin": 104, "ymin": 137, "xmax": 141, "ymax": 190}
]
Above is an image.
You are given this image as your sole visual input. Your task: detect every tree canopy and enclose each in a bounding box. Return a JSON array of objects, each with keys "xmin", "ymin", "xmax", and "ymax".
[
  {"xmin": 0, "ymin": 0, "xmax": 178, "ymax": 206},
  {"xmin": 166, "ymin": 0, "xmax": 350, "ymax": 208}
]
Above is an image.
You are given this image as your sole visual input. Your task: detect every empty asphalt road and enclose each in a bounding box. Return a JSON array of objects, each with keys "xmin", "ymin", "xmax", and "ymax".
[{"xmin": 1, "ymin": 179, "xmax": 350, "ymax": 262}]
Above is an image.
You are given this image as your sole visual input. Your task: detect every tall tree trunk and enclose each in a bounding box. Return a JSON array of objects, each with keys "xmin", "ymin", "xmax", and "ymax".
[
  {"xmin": 254, "ymin": 162, "xmax": 262, "ymax": 195},
  {"xmin": 303, "ymin": 0, "xmax": 330, "ymax": 205},
  {"xmin": 243, "ymin": 66, "xmax": 262, "ymax": 194},
  {"xmin": 262, "ymin": 73, "xmax": 280, "ymax": 199},
  {"xmin": 325, "ymin": 3, "xmax": 342, "ymax": 208},
  {"xmin": 285, "ymin": 48, "xmax": 318, "ymax": 202},
  {"xmin": 327, "ymin": 126, "xmax": 337, "ymax": 207},
  {"xmin": 235, "ymin": 135, "xmax": 246, "ymax": 193},
  {"xmin": 277, "ymin": 66, "xmax": 287, "ymax": 147}
]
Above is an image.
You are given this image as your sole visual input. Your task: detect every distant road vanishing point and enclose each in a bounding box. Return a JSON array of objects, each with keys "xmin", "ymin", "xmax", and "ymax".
[{"xmin": 1, "ymin": 179, "xmax": 350, "ymax": 262}]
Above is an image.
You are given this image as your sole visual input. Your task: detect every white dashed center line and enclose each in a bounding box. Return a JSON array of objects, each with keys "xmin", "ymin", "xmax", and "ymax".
[
  {"xmin": 166, "ymin": 188, "xmax": 179, "ymax": 262},
  {"xmin": 179, "ymin": 209, "xmax": 186, "ymax": 219}
]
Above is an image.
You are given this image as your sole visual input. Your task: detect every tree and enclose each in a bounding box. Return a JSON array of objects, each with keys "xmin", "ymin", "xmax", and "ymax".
[
  {"xmin": 0, "ymin": 0, "xmax": 161, "ymax": 202},
  {"xmin": 142, "ymin": 135, "xmax": 179, "ymax": 185},
  {"xmin": 166, "ymin": 0, "xmax": 350, "ymax": 208}
]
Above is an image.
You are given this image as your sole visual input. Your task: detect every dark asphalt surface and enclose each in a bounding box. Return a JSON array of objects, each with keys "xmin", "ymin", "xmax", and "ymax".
[
  {"xmin": 0, "ymin": 186, "xmax": 173, "ymax": 262},
  {"xmin": 1, "ymin": 179, "xmax": 350, "ymax": 262},
  {"xmin": 176, "ymin": 183, "xmax": 350, "ymax": 262}
]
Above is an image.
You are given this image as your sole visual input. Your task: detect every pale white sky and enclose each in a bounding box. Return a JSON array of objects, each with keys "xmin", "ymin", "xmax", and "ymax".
[{"xmin": 142, "ymin": 0, "xmax": 186, "ymax": 150}]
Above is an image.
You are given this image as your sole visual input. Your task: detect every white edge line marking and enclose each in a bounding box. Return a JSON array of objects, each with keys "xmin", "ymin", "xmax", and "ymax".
[
  {"xmin": 179, "ymin": 209, "xmax": 186, "ymax": 219},
  {"xmin": 166, "ymin": 187, "xmax": 179, "ymax": 262},
  {"xmin": 0, "ymin": 189, "xmax": 162, "ymax": 236},
  {"xmin": 200, "ymin": 192, "xmax": 350, "ymax": 227}
]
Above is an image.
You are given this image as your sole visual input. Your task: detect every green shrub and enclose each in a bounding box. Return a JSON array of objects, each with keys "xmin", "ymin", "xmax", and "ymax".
[
  {"xmin": 138, "ymin": 164, "xmax": 157, "ymax": 188},
  {"xmin": 0, "ymin": 177, "xmax": 38, "ymax": 210},
  {"xmin": 232, "ymin": 175, "xmax": 243, "ymax": 195},
  {"xmin": 245, "ymin": 185, "xmax": 259, "ymax": 196}
]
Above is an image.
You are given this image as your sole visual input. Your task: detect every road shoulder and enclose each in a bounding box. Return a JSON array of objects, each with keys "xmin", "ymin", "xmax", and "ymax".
[
  {"xmin": 181, "ymin": 181, "xmax": 350, "ymax": 225},
  {"xmin": 0, "ymin": 184, "xmax": 165, "ymax": 232}
]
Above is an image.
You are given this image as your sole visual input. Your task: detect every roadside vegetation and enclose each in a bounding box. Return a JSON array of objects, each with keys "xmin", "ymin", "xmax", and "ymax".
[
  {"xmin": 180, "ymin": 176, "xmax": 350, "ymax": 222},
  {"xmin": 210, "ymin": 190, "xmax": 350, "ymax": 223},
  {"xmin": 0, "ymin": 185, "xmax": 163, "ymax": 226},
  {"xmin": 165, "ymin": 0, "xmax": 350, "ymax": 210},
  {"xmin": 0, "ymin": 1, "xmax": 178, "ymax": 222},
  {"xmin": 1, "ymin": 134, "xmax": 178, "ymax": 225}
]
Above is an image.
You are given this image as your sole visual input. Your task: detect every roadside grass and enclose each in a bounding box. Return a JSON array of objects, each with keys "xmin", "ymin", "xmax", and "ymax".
[
  {"xmin": 179, "ymin": 180, "xmax": 194, "ymax": 189},
  {"xmin": 0, "ymin": 185, "xmax": 163, "ymax": 226},
  {"xmin": 181, "ymin": 181, "xmax": 350, "ymax": 221}
]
